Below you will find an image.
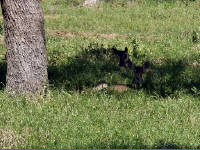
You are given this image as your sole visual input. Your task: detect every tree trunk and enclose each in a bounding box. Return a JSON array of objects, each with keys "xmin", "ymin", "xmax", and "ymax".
[{"xmin": 0, "ymin": 0, "xmax": 48, "ymax": 94}]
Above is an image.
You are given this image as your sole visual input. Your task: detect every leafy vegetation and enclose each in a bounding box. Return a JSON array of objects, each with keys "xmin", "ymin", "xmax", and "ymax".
[{"xmin": 1, "ymin": 0, "xmax": 200, "ymax": 148}]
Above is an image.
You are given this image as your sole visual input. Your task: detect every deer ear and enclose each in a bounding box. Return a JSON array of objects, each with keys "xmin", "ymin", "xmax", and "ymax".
[{"xmin": 125, "ymin": 47, "xmax": 128, "ymax": 52}]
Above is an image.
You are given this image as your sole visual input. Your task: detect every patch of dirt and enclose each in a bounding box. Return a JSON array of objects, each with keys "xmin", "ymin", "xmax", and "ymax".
[
  {"xmin": 49, "ymin": 30, "xmax": 75, "ymax": 38},
  {"xmin": 47, "ymin": 29, "xmax": 161, "ymax": 40},
  {"xmin": 47, "ymin": 29, "xmax": 121, "ymax": 39},
  {"xmin": 97, "ymin": 33, "xmax": 122, "ymax": 39}
]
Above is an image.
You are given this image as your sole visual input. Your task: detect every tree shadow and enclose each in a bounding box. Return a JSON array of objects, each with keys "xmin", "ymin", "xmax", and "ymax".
[
  {"xmin": 48, "ymin": 46, "xmax": 126, "ymax": 91},
  {"xmin": 0, "ymin": 45, "xmax": 199, "ymax": 97},
  {"xmin": 0, "ymin": 61, "xmax": 6, "ymax": 90},
  {"xmin": 48, "ymin": 45, "xmax": 200, "ymax": 97},
  {"xmin": 143, "ymin": 59, "xmax": 200, "ymax": 97}
]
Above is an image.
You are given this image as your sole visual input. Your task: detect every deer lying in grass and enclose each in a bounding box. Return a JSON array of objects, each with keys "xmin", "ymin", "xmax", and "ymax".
[
  {"xmin": 92, "ymin": 81, "xmax": 132, "ymax": 92},
  {"xmin": 112, "ymin": 47, "xmax": 150, "ymax": 88},
  {"xmin": 92, "ymin": 47, "xmax": 151, "ymax": 92}
]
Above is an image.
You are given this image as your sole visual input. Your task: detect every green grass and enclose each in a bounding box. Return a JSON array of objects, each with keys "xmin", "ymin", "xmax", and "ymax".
[
  {"xmin": 1, "ymin": 91, "xmax": 200, "ymax": 148},
  {"xmin": 1, "ymin": 0, "xmax": 200, "ymax": 148}
]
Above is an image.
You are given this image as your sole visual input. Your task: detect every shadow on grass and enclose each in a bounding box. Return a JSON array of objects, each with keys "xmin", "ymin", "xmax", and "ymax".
[
  {"xmin": 0, "ymin": 46, "xmax": 199, "ymax": 97},
  {"xmin": 143, "ymin": 59, "xmax": 200, "ymax": 96},
  {"xmin": 48, "ymin": 46, "xmax": 122, "ymax": 91},
  {"xmin": 77, "ymin": 139, "xmax": 198, "ymax": 149},
  {"xmin": 48, "ymin": 46, "xmax": 200, "ymax": 97}
]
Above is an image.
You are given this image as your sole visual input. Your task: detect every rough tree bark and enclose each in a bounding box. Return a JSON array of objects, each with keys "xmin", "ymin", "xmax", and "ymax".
[{"xmin": 0, "ymin": 0, "xmax": 48, "ymax": 94}]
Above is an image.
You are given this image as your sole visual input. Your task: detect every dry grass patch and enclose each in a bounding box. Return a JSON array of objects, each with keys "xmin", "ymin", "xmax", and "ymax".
[
  {"xmin": 47, "ymin": 29, "xmax": 161, "ymax": 40},
  {"xmin": 47, "ymin": 29, "xmax": 124, "ymax": 39}
]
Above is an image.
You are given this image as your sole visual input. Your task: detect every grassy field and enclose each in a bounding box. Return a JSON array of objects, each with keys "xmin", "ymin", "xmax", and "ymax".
[{"xmin": 1, "ymin": 0, "xmax": 200, "ymax": 148}]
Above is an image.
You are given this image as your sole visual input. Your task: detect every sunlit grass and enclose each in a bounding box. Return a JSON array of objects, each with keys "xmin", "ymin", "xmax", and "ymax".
[{"xmin": 0, "ymin": 90, "xmax": 200, "ymax": 148}]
